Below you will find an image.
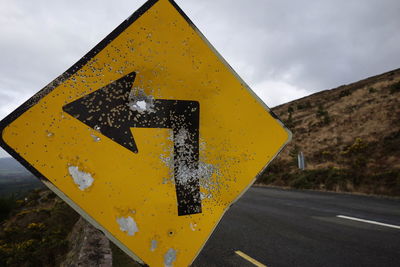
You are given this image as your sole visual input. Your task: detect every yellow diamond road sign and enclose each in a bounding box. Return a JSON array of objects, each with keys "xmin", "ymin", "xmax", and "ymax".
[{"xmin": 0, "ymin": 0, "xmax": 291, "ymax": 266}]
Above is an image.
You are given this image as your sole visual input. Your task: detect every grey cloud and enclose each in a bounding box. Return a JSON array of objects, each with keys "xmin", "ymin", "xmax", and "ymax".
[
  {"xmin": 178, "ymin": 0, "xmax": 400, "ymax": 92},
  {"xmin": 1, "ymin": 0, "xmax": 399, "ymax": 110}
]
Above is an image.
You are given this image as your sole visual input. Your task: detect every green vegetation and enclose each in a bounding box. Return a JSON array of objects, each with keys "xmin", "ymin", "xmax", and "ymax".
[
  {"xmin": 258, "ymin": 164, "xmax": 400, "ymax": 196},
  {"xmin": 297, "ymin": 101, "xmax": 312, "ymax": 110},
  {"xmin": 289, "ymin": 145, "xmax": 300, "ymax": 166},
  {"xmin": 382, "ymin": 130, "xmax": 400, "ymax": 153},
  {"xmin": 316, "ymin": 104, "xmax": 331, "ymax": 125},
  {"xmin": 285, "ymin": 105, "xmax": 295, "ymax": 129},
  {"xmin": 339, "ymin": 89, "xmax": 352, "ymax": 98},
  {"xmin": 110, "ymin": 242, "xmax": 141, "ymax": 267},
  {"xmin": 288, "ymin": 168, "xmax": 350, "ymax": 190},
  {"xmin": 259, "ymin": 135, "xmax": 400, "ymax": 196},
  {"xmin": 389, "ymin": 81, "xmax": 400, "ymax": 94},
  {"xmin": 0, "ymin": 190, "xmax": 79, "ymax": 266},
  {"xmin": 0, "ymin": 196, "xmax": 16, "ymax": 223},
  {"xmin": 340, "ymin": 138, "xmax": 367, "ymax": 161}
]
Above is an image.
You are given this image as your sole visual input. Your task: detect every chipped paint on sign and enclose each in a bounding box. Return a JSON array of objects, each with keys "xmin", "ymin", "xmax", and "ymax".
[
  {"xmin": 164, "ymin": 248, "xmax": 177, "ymax": 267},
  {"xmin": 117, "ymin": 216, "xmax": 139, "ymax": 236},
  {"xmin": 90, "ymin": 133, "xmax": 101, "ymax": 142},
  {"xmin": 68, "ymin": 166, "xmax": 94, "ymax": 190},
  {"xmin": 162, "ymin": 132, "xmax": 218, "ymax": 192},
  {"xmin": 150, "ymin": 239, "xmax": 158, "ymax": 252},
  {"xmin": 128, "ymin": 88, "xmax": 155, "ymax": 113},
  {"xmin": 190, "ymin": 222, "xmax": 197, "ymax": 231},
  {"xmin": 175, "ymin": 128, "xmax": 197, "ymax": 185}
]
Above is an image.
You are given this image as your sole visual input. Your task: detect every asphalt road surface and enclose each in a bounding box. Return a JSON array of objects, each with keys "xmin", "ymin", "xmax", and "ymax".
[{"xmin": 192, "ymin": 187, "xmax": 400, "ymax": 267}]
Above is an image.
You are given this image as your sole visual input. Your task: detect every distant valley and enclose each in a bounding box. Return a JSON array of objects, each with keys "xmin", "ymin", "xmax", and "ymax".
[{"xmin": 0, "ymin": 157, "xmax": 43, "ymax": 197}]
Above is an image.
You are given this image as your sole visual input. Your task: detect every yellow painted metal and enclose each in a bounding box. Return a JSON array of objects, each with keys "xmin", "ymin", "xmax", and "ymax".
[{"xmin": 2, "ymin": 0, "xmax": 290, "ymax": 266}]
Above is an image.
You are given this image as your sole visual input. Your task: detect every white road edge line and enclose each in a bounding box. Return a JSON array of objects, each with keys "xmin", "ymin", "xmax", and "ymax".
[
  {"xmin": 337, "ymin": 215, "xmax": 400, "ymax": 230},
  {"xmin": 235, "ymin": 250, "xmax": 267, "ymax": 267}
]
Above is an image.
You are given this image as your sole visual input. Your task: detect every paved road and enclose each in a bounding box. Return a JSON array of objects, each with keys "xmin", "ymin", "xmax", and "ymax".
[{"xmin": 192, "ymin": 187, "xmax": 400, "ymax": 267}]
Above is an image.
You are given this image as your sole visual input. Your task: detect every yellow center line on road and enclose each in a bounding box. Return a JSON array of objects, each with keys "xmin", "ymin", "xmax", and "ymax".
[{"xmin": 235, "ymin": 250, "xmax": 267, "ymax": 267}]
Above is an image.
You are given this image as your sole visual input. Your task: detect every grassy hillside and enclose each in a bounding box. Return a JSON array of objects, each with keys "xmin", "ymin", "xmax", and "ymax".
[
  {"xmin": 258, "ymin": 69, "xmax": 400, "ymax": 196},
  {"xmin": 0, "ymin": 190, "xmax": 79, "ymax": 266}
]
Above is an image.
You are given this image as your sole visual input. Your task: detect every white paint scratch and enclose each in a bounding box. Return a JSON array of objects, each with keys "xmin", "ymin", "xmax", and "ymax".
[
  {"xmin": 68, "ymin": 166, "xmax": 94, "ymax": 190},
  {"xmin": 117, "ymin": 216, "xmax": 139, "ymax": 236}
]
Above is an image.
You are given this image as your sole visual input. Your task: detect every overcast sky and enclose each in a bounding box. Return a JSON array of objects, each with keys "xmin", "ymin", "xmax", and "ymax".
[{"xmin": 0, "ymin": 0, "xmax": 399, "ymax": 158}]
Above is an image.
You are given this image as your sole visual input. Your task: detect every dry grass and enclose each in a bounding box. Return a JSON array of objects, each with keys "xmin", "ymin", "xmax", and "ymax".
[
  {"xmin": 273, "ymin": 68, "xmax": 400, "ymax": 171},
  {"xmin": 261, "ymin": 68, "xmax": 400, "ymax": 196}
]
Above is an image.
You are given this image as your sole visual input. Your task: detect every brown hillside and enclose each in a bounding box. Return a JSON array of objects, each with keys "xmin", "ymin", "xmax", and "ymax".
[{"xmin": 259, "ymin": 68, "xmax": 400, "ymax": 195}]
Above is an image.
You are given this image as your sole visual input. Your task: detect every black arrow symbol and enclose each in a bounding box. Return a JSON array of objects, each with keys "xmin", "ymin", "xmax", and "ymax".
[{"xmin": 63, "ymin": 71, "xmax": 201, "ymax": 216}]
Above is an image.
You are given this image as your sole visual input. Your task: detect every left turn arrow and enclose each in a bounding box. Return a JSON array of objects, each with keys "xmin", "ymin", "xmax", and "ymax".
[{"xmin": 63, "ymin": 71, "xmax": 202, "ymax": 216}]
